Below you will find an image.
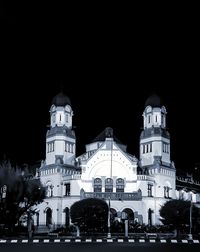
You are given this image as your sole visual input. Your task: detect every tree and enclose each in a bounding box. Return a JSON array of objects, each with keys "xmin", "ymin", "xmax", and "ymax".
[
  {"xmin": 70, "ymin": 198, "xmax": 108, "ymax": 234},
  {"xmin": 0, "ymin": 160, "xmax": 46, "ymax": 234},
  {"xmin": 159, "ymin": 199, "xmax": 198, "ymax": 235}
]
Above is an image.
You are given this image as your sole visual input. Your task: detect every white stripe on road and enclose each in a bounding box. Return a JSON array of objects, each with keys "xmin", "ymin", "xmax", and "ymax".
[
  {"xmin": 11, "ymin": 240, "xmax": 18, "ymax": 243},
  {"xmin": 182, "ymin": 240, "xmax": 188, "ymax": 243},
  {"xmin": 160, "ymin": 239, "xmax": 166, "ymax": 243},
  {"xmin": 54, "ymin": 239, "xmax": 60, "ymax": 243},
  {"xmin": 43, "ymin": 239, "xmax": 50, "ymax": 243},
  {"xmin": 22, "ymin": 240, "xmax": 28, "ymax": 243},
  {"xmin": 96, "ymin": 239, "xmax": 102, "ymax": 242},
  {"xmin": 193, "ymin": 240, "xmax": 199, "ymax": 243},
  {"xmin": 0, "ymin": 240, "xmax": 7, "ymax": 243},
  {"xmin": 64, "ymin": 239, "xmax": 71, "ymax": 242},
  {"xmin": 33, "ymin": 239, "xmax": 39, "ymax": 243},
  {"xmin": 139, "ymin": 239, "xmax": 145, "ymax": 242},
  {"xmin": 85, "ymin": 239, "xmax": 92, "ymax": 242},
  {"xmin": 171, "ymin": 240, "xmax": 177, "ymax": 243},
  {"xmin": 117, "ymin": 239, "xmax": 124, "ymax": 242},
  {"xmin": 150, "ymin": 239, "xmax": 156, "ymax": 243},
  {"xmin": 75, "ymin": 239, "xmax": 81, "ymax": 242},
  {"xmin": 128, "ymin": 239, "xmax": 134, "ymax": 242},
  {"xmin": 107, "ymin": 239, "xmax": 113, "ymax": 242}
]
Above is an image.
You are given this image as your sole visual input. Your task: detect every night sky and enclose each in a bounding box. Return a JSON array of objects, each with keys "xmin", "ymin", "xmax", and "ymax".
[{"xmin": 1, "ymin": 5, "xmax": 199, "ymax": 174}]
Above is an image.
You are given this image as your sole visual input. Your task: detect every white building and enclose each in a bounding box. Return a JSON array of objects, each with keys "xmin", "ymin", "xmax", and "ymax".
[{"xmin": 35, "ymin": 92, "xmax": 200, "ymax": 230}]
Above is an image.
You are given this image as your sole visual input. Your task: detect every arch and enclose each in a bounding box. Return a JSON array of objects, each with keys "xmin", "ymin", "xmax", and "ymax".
[
  {"xmin": 46, "ymin": 208, "xmax": 52, "ymax": 227},
  {"xmin": 64, "ymin": 207, "xmax": 70, "ymax": 227},
  {"xmin": 122, "ymin": 208, "xmax": 134, "ymax": 221},
  {"xmin": 110, "ymin": 208, "xmax": 117, "ymax": 222}
]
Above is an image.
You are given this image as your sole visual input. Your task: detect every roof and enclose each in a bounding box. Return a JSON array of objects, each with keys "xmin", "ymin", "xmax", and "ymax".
[
  {"xmin": 52, "ymin": 92, "xmax": 71, "ymax": 107},
  {"xmin": 145, "ymin": 93, "xmax": 163, "ymax": 108},
  {"xmin": 92, "ymin": 127, "xmax": 122, "ymax": 144}
]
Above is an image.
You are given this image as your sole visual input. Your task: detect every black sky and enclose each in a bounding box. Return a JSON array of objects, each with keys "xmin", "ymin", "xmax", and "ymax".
[{"xmin": 1, "ymin": 5, "xmax": 199, "ymax": 173}]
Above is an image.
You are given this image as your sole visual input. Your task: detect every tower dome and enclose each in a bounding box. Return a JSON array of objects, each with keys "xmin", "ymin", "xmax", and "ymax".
[
  {"xmin": 145, "ymin": 93, "xmax": 163, "ymax": 108},
  {"xmin": 52, "ymin": 92, "xmax": 71, "ymax": 107}
]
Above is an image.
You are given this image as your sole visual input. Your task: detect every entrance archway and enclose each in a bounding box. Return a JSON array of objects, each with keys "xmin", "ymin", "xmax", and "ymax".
[{"xmin": 122, "ymin": 208, "xmax": 134, "ymax": 222}]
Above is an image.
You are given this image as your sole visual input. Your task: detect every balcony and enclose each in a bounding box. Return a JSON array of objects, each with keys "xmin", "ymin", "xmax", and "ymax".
[{"xmin": 80, "ymin": 190, "xmax": 142, "ymax": 201}]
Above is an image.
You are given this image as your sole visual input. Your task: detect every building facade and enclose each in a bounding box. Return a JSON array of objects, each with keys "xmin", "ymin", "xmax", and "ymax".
[{"xmin": 35, "ymin": 92, "xmax": 200, "ymax": 230}]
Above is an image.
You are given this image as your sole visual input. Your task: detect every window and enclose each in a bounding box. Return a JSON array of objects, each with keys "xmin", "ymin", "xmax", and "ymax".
[
  {"xmin": 150, "ymin": 143, "xmax": 152, "ymax": 152},
  {"xmin": 164, "ymin": 186, "xmax": 170, "ymax": 198},
  {"xmin": 94, "ymin": 178, "xmax": 102, "ymax": 192},
  {"xmin": 53, "ymin": 114, "xmax": 56, "ymax": 123},
  {"xmin": 59, "ymin": 114, "xmax": 62, "ymax": 122},
  {"xmin": 116, "ymin": 178, "xmax": 124, "ymax": 192},
  {"xmin": 148, "ymin": 184, "xmax": 153, "ymax": 197},
  {"xmin": 66, "ymin": 114, "xmax": 68, "ymax": 122},
  {"xmin": 148, "ymin": 115, "xmax": 151, "ymax": 123},
  {"xmin": 143, "ymin": 145, "xmax": 145, "ymax": 153},
  {"xmin": 105, "ymin": 178, "xmax": 113, "ymax": 192},
  {"xmin": 65, "ymin": 183, "xmax": 70, "ymax": 196}
]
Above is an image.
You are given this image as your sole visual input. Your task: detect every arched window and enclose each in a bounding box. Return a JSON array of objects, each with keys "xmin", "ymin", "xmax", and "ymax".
[
  {"xmin": 46, "ymin": 208, "xmax": 52, "ymax": 227},
  {"xmin": 94, "ymin": 178, "xmax": 102, "ymax": 192},
  {"xmin": 105, "ymin": 178, "xmax": 113, "ymax": 192},
  {"xmin": 116, "ymin": 178, "xmax": 124, "ymax": 192}
]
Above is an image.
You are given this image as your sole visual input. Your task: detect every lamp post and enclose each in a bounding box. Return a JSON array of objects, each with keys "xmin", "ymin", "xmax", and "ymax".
[
  {"xmin": 188, "ymin": 201, "xmax": 193, "ymax": 240},
  {"xmin": 107, "ymin": 134, "xmax": 113, "ymax": 239}
]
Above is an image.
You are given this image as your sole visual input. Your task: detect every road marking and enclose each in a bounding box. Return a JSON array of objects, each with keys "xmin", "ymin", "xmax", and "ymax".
[
  {"xmin": 128, "ymin": 239, "xmax": 134, "ymax": 242},
  {"xmin": 0, "ymin": 240, "xmax": 7, "ymax": 243},
  {"xmin": 171, "ymin": 240, "xmax": 177, "ymax": 243},
  {"xmin": 139, "ymin": 239, "xmax": 145, "ymax": 242},
  {"xmin": 54, "ymin": 239, "xmax": 60, "ymax": 243},
  {"xmin": 64, "ymin": 239, "xmax": 71, "ymax": 242},
  {"xmin": 33, "ymin": 239, "xmax": 39, "ymax": 243},
  {"xmin": 75, "ymin": 239, "xmax": 81, "ymax": 242},
  {"xmin": 96, "ymin": 239, "xmax": 102, "ymax": 242},
  {"xmin": 182, "ymin": 240, "xmax": 188, "ymax": 243},
  {"xmin": 43, "ymin": 239, "xmax": 50, "ymax": 243},
  {"xmin": 160, "ymin": 239, "xmax": 166, "ymax": 243},
  {"xmin": 22, "ymin": 240, "xmax": 28, "ymax": 243},
  {"xmin": 117, "ymin": 239, "xmax": 124, "ymax": 242},
  {"xmin": 193, "ymin": 240, "xmax": 199, "ymax": 243},
  {"xmin": 11, "ymin": 240, "xmax": 18, "ymax": 243},
  {"xmin": 85, "ymin": 239, "xmax": 92, "ymax": 242},
  {"xmin": 150, "ymin": 239, "xmax": 156, "ymax": 243},
  {"xmin": 107, "ymin": 239, "xmax": 113, "ymax": 242}
]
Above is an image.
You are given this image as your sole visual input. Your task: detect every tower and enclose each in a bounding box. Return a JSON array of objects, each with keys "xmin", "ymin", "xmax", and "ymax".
[
  {"xmin": 139, "ymin": 94, "xmax": 170, "ymax": 168},
  {"xmin": 46, "ymin": 92, "xmax": 76, "ymax": 165}
]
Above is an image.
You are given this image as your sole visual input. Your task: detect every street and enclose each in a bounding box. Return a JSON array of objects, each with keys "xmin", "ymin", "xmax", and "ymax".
[{"xmin": 0, "ymin": 240, "xmax": 200, "ymax": 252}]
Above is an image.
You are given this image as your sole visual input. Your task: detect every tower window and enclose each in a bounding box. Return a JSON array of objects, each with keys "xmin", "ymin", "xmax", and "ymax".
[
  {"xmin": 66, "ymin": 114, "xmax": 68, "ymax": 122},
  {"xmin": 164, "ymin": 186, "xmax": 170, "ymax": 198},
  {"xmin": 155, "ymin": 115, "xmax": 157, "ymax": 122},
  {"xmin": 59, "ymin": 114, "xmax": 62, "ymax": 122},
  {"xmin": 148, "ymin": 184, "xmax": 153, "ymax": 197},
  {"xmin": 150, "ymin": 143, "xmax": 152, "ymax": 152},
  {"xmin": 148, "ymin": 115, "xmax": 151, "ymax": 123},
  {"xmin": 65, "ymin": 183, "xmax": 70, "ymax": 196},
  {"xmin": 143, "ymin": 145, "xmax": 145, "ymax": 153}
]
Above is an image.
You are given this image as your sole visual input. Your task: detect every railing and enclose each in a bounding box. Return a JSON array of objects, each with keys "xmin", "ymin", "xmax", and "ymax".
[
  {"xmin": 137, "ymin": 175, "xmax": 154, "ymax": 181},
  {"xmin": 81, "ymin": 191, "xmax": 142, "ymax": 201}
]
